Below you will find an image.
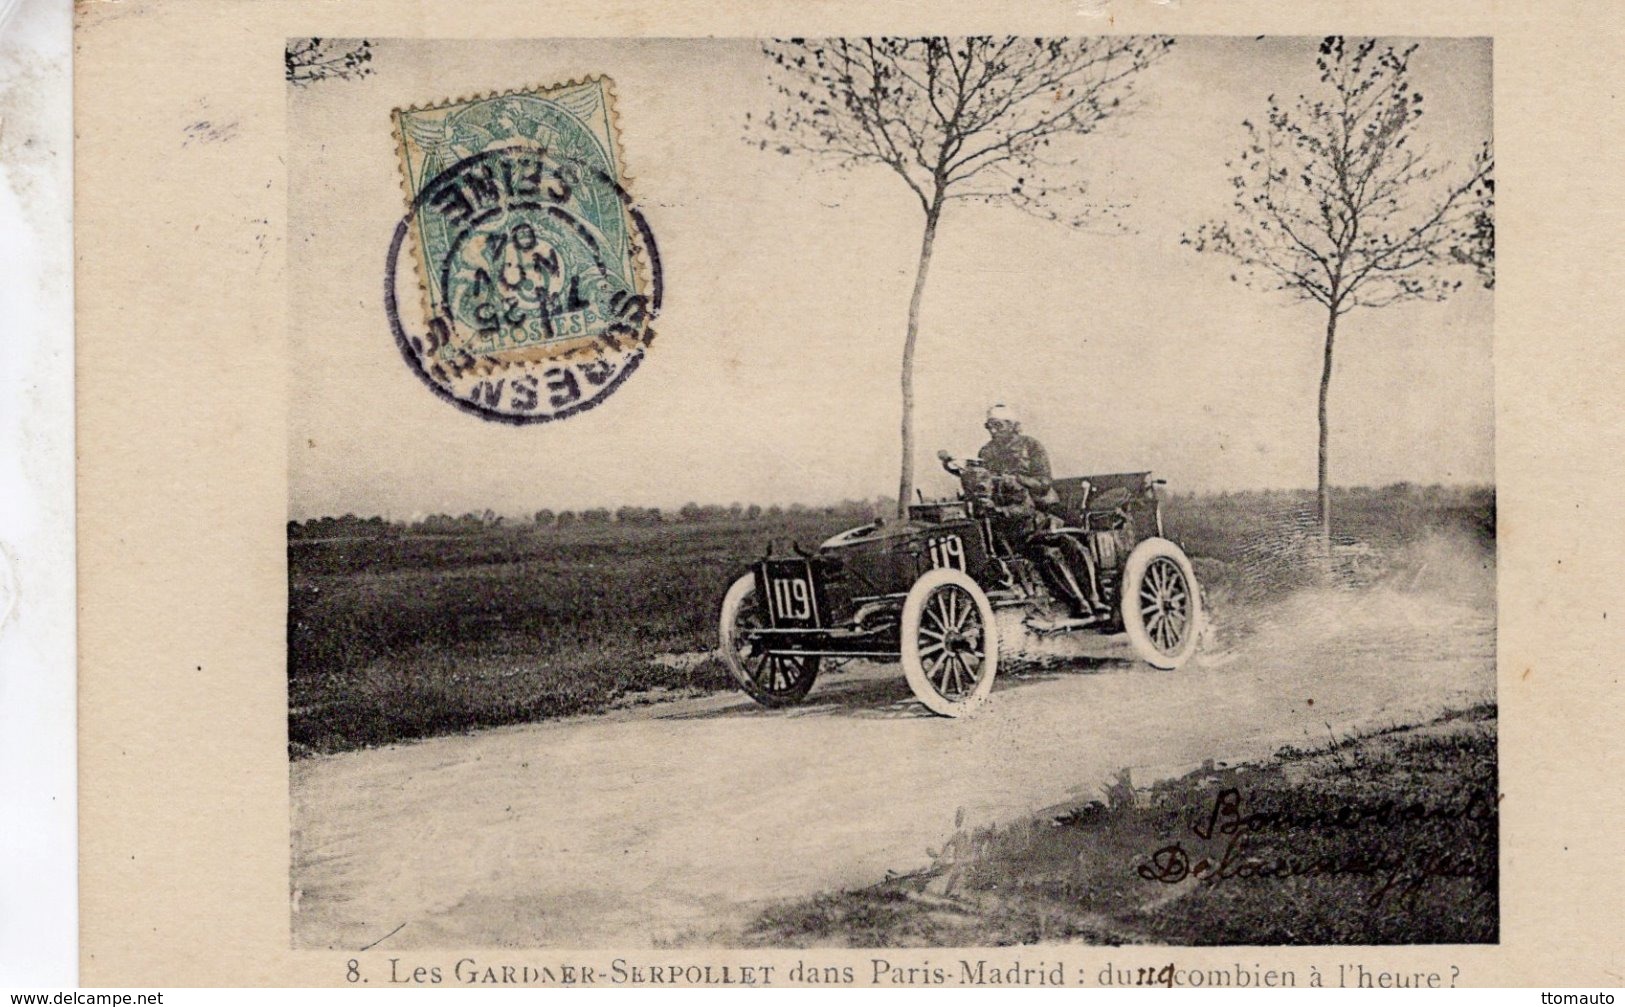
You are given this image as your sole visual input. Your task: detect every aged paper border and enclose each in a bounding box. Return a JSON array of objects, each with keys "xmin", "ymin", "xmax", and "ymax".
[
  {"xmin": 76, "ymin": 0, "xmax": 1622, "ymax": 986},
  {"xmin": 0, "ymin": 0, "xmax": 76, "ymax": 985}
]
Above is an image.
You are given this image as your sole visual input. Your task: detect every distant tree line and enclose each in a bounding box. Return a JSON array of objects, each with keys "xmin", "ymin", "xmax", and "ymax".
[
  {"xmin": 532, "ymin": 497, "xmax": 896, "ymax": 528},
  {"xmin": 286, "ymin": 483, "xmax": 1490, "ymax": 541},
  {"xmin": 287, "ymin": 514, "xmax": 397, "ymax": 539},
  {"xmin": 288, "ymin": 497, "xmax": 898, "ymax": 538}
]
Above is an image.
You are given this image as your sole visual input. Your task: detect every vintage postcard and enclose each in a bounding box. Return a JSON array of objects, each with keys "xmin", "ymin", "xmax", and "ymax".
[{"xmin": 71, "ymin": 0, "xmax": 1625, "ymax": 989}]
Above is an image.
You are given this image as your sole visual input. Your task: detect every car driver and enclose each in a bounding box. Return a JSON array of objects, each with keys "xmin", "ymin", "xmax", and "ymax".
[
  {"xmin": 977, "ymin": 403, "xmax": 1106, "ymax": 619},
  {"xmin": 978, "ymin": 403, "xmax": 1060, "ymax": 512}
]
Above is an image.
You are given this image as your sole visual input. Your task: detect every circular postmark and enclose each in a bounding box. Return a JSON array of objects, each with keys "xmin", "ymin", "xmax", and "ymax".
[{"xmin": 385, "ymin": 143, "xmax": 662, "ymax": 424}]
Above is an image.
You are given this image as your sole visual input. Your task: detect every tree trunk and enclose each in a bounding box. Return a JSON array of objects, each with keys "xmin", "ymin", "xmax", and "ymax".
[
  {"xmin": 897, "ymin": 197, "xmax": 943, "ymax": 518},
  {"xmin": 1317, "ymin": 307, "xmax": 1339, "ymax": 552}
]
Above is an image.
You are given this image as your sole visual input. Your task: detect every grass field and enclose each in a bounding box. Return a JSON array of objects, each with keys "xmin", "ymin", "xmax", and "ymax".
[
  {"xmin": 288, "ymin": 484, "xmax": 1493, "ymax": 756},
  {"xmin": 288, "ymin": 513, "xmax": 860, "ymax": 755}
]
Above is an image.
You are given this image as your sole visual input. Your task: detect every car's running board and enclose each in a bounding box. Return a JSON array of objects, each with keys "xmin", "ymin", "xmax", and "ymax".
[{"xmin": 1023, "ymin": 614, "xmax": 1107, "ymax": 634}]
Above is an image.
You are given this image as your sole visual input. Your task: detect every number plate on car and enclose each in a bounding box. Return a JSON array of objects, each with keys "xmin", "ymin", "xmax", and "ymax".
[{"xmin": 757, "ymin": 559, "xmax": 822, "ymax": 628}]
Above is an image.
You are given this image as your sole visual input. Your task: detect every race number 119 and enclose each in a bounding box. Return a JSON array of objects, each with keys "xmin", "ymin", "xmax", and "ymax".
[
  {"xmin": 770, "ymin": 577, "xmax": 812, "ymax": 620},
  {"xmin": 928, "ymin": 535, "xmax": 966, "ymax": 571}
]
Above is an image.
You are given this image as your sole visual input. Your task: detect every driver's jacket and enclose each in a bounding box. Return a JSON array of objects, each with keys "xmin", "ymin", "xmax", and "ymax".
[
  {"xmin": 977, "ymin": 434, "xmax": 1060, "ymax": 511},
  {"xmin": 977, "ymin": 434, "xmax": 1061, "ymax": 545}
]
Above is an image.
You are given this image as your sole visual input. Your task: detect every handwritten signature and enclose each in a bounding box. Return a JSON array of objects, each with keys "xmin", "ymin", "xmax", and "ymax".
[{"xmin": 1135, "ymin": 786, "xmax": 1498, "ymax": 907}]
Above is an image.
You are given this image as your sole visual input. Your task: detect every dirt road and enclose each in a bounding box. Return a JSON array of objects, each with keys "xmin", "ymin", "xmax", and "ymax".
[{"xmin": 291, "ymin": 580, "xmax": 1494, "ymax": 949}]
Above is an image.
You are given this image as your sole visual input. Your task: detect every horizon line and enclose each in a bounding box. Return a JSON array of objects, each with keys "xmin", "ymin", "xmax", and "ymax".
[{"xmin": 289, "ymin": 479, "xmax": 1495, "ymax": 524}]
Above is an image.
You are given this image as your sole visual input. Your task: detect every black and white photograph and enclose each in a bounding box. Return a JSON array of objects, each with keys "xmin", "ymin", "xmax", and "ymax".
[{"xmin": 284, "ymin": 34, "xmax": 1497, "ymax": 953}]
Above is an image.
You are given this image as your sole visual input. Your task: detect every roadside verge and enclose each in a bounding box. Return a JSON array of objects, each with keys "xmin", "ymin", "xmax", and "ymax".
[{"xmin": 734, "ymin": 705, "xmax": 1498, "ymax": 947}]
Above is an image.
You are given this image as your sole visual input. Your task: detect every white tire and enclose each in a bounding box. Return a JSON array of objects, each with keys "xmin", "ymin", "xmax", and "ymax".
[
  {"xmin": 1120, "ymin": 537, "xmax": 1202, "ymax": 670},
  {"xmin": 900, "ymin": 567, "xmax": 999, "ymax": 717}
]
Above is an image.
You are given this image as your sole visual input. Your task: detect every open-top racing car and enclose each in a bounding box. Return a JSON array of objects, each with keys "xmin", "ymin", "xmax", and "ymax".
[{"xmin": 718, "ymin": 453, "xmax": 1202, "ymax": 717}]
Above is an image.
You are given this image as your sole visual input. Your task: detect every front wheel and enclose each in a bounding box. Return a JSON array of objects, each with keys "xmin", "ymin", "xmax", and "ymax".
[
  {"xmin": 719, "ymin": 574, "xmax": 820, "ymax": 707},
  {"xmin": 900, "ymin": 567, "xmax": 999, "ymax": 717},
  {"xmin": 1120, "ymin": 537, "xmax": 1202, "ymax": 670}
]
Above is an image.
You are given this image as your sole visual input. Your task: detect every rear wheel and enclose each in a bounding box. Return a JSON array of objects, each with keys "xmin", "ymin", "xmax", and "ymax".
[
  {"xmin": 1120, "ymin": 538, "xmax": 1201, "ymax": 669},
  {"xmin": 718, "ymin": 574, "xmax": 820, "ymax": 707},
  {"xmin": 900, "ymin": 568, "xmax": 999, "ymax": 717}
]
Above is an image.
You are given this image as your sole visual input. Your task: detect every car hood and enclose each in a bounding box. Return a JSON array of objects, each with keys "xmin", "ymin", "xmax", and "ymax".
[{"xmin": 818, "ymin": 518, "xmax": 936, "ymax": 554}]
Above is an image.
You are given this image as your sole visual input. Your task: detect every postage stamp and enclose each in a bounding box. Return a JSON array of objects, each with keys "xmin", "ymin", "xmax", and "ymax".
[{"xmin": 387, "ymin": 77, "xmax": 660, "ymax": 423}]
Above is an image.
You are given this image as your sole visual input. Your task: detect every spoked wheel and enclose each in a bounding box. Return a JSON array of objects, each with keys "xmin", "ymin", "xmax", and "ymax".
[
  {"xmin": 900, "ymin": 568, "xmax": 999, "ymax": 717},
  {"xmin": 718, "ymin": 574, "xmax": 820, "ymax": 707},
  {"xmin": 1120, "ymin": 537, "xmax": 1202, "ymax": 670}
]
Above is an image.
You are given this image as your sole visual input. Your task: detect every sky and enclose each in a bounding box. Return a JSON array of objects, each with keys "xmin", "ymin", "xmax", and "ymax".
[{"xmin": 287, "ymin": 35, "xmax": 1492, "ymax": 520}]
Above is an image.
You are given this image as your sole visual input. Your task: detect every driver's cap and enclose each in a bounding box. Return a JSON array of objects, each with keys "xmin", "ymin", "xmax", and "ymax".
[{"xmin": 986, "ymin": 403, "xmax": 1019, "ymax": 424}]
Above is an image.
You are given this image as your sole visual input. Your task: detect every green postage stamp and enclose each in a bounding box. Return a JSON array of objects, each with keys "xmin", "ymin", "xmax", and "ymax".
[{"xmin": 389, "ymin": 77, "xmax": 659, "ymax": 423}]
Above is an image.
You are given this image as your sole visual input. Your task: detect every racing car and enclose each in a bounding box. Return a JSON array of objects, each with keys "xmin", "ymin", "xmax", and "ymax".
[{"xmin": 718, "ymin": 453, "xmax": 1202, "ymax": 716}]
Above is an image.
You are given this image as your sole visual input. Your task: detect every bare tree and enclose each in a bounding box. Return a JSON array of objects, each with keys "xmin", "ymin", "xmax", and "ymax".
[
  {"xmin": 285, "ymin": 39, "xmax": 375, "ymax": 86},
  {"xmin": 1183, "ymin": 37, "xmax": 1492, "ymax": 548},
  {"xmin": 1452, "ymin": 173, "xmax": 1496, "ymax": 290},
  {"xmin": 750, "ymin": 37, "xmax": 1173, "ymax": 516}
]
